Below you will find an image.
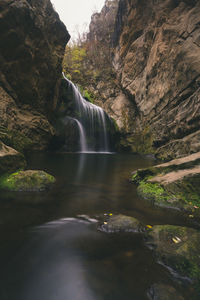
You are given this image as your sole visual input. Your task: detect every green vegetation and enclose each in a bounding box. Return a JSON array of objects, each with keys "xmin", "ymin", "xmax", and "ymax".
[
  {"xmin": 137, "ymin": 180, "xmax": 170, "ymax": 203},
  {"xmin": 132, "ymin": 166, "xmax": 200, "ymax": 209},
  {"xmin": 0, "ymin": 170, "xmax": 55, "ymax": 192},
  {"xmin": 62, "ymin": 33, "xmax": 115, "ymax": 101}
]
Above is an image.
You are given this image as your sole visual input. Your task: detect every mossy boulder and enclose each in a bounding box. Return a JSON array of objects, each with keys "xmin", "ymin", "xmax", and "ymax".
[
  {"xmin": 0, "ymin": 170, "xmax": 56, "ymax": 192},
  {"xmin": 145, "ymin": 225, "xmax": 200, "ymax": 294},
  {"xmin": 98, "ymin": 214, "xmax": 144, "ymax": 233},
  {"xmin": 0, "ymin": 141, "xmax": 26, "ymax": 176}
]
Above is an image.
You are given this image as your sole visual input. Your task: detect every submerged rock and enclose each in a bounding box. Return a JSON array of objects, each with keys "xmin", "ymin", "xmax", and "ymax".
[
  {"xmin": 98, "ymin": 214, "xmax": 143, "ymax": 233},
  {"xmin": 0, "ymin": 141, "xmax": 26, "ymax": 175},
  {"xmin": 0, "ymin": 170, "xmax": 55, "ymax": 192},
  {"xmin": 145, "ymin": 224, "xmax": 200, "ymax": 294}
]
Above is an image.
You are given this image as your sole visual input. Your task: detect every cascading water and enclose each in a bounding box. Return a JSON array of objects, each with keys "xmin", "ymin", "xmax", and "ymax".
[{"xmin": 62, "ymin": 73, "xmax": 110, "ymax": 153}]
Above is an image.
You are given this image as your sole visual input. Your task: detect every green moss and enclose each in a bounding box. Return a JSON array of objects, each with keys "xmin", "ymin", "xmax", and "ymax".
[
  {"xmin": 0, "ymin": 170, "xmax": 56, "ymax": 192},
  {"xmin": 132, "ymin": 172, "xmax": 138, "ymax": 182},
  {"xmin": 0, "ymin": 171, "xmax": 21, "ymax": 190},
  {"xmin": 138, "ymin": 180, "xmax": 170, "ymax": 202},
  {"xmin": 83, "ymin": 90, "xmax": 94, "ymax": 103}
]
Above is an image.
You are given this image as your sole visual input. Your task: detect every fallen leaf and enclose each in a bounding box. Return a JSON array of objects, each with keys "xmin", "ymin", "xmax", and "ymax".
[
  {"xmin": 189, "ymin": 214, "xmax": 194, "ymax": 218},
  {"xmin": 146, "ymin": 225, "xmax": 153, "ymax": 229},
  {"xmin": 172, "ymin": 236, "xmax": 181, "ymax": 244},
  {"xmin": 104, "ymin": 222, "xmax": 108, "ymax": 225}
]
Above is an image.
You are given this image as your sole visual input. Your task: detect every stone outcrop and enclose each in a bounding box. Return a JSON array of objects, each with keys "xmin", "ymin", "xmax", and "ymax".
[
  {"xmin": 0, "ymin": 87, "xmax": 55, "ymax": 151},
  {"xmin": 0, "ymin": 0, "xmax": 70, "ymax": 151}
]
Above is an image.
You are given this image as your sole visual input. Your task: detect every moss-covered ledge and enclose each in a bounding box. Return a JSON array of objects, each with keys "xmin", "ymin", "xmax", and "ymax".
[
  {"xmin": 132, "ymin": 152, "xmax": 200, "ymax": 211},
  {"xmin": 0, "ymin": 170, "xmax": 56, "ymax": 192}
]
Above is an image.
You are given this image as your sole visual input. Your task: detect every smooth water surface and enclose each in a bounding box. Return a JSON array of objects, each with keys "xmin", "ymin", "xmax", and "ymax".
[{"xmin": 0, "ymin": 153, "xmax": 196, "ymax": 300}]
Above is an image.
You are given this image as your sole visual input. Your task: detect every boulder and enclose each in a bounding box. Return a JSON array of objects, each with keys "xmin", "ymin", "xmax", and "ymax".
[
  {"xmin": 98, "ymin": 214, "xmax": 143, "ymax": 233},
  {"xmin": 0, "ymin": 170, "xmax": 56, "ymax": 192}
]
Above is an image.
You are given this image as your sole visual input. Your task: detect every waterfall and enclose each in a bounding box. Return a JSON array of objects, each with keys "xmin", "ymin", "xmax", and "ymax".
[
  {"xmin": 62, "ymin": 74, "xmax": 110, "ymax": 153},
  {"xmin": 73, "ymin": 119, "xmax": 87, "ymax": 152}
]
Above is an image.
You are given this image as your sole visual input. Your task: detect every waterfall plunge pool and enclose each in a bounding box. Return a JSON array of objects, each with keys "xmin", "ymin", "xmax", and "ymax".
[{"xmin": 0, "ymin": 152, "xmax": 196, "ymax": 300}]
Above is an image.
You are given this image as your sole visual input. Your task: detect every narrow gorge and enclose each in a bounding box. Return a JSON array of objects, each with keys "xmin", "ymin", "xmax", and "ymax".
[{"xmin": 0, "ymin": 0, "xmax": 200, "ymax": 299}]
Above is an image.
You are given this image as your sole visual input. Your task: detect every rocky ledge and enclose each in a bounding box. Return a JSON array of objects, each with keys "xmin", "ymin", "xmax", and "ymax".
[{"xmin": 132, "ymin": 152, "xmax": 200, "ymax": 212}]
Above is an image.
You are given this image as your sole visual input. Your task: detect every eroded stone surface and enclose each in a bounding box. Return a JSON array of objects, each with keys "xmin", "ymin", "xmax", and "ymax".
[
  {"xmin": 0, "ymin": 141, "xmax": 26, "ymax": 175},
  {"xmin": 0, "ymin": 0, "xmax": 70, "ymax": 151},
  {"xmin": 88, "ymin": 0, "xmax": 200, "ymax": 157}
]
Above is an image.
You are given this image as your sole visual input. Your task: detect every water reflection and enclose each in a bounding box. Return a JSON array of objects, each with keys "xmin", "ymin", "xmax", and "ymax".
[
  {"xmin": 0, "ymin": 153, "xmax": 198, "ymax": 300},
  {"xmin": 0, "ymin": 218, "xmax": 182, "ymax": 300}
]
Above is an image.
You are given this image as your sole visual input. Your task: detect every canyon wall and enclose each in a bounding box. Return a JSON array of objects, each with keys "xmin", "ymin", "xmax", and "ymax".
[
  {"xmin": 89, "ymin": 0, "xmax": 200, "ymax": 159},
  {"xmin": 0, "ymin": 0, "xmax": 70, "ymax": 151}
]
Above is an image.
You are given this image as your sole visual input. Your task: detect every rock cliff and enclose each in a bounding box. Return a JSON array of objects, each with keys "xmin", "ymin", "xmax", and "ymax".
[
  {"xmin": 112, "ymin": 0, "xmax": 200, "ymax": 158},
  {"xmin": 88, "ymin": 0, "xmax": 200, "ymax": 158},
  {"xmin": 0, "ymin": 0, "xmax": 70, "ymax": 151}
]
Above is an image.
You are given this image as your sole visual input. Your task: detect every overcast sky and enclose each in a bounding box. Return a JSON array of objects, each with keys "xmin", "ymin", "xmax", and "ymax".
[{"xmin": 51, "ymin": 0, "xmax": 105, "ymax": 40}]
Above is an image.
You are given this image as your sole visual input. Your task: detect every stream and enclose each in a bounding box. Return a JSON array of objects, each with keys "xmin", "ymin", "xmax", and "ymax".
[{"xmin": 0, "ymin": 153, "xmax": 196, "ymax": 300}]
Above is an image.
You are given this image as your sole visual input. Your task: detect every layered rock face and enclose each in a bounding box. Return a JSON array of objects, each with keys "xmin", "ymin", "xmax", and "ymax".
[
  {"xmin": 112, "ymin": 0, "xmax": 200, "ymax": 158},
  {"xmin": 88, "ymin": 0, "xmax": 200, "ymax": 157},
  {"xmin": 0, "ymin": 0, "xmax": 70, "ymax": 151}
]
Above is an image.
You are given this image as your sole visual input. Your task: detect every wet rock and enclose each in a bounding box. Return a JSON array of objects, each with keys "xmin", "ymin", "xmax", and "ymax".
[
  {"xmin": 0, "ymin": 88, "xmax": 55, "ymax": 151},
  {"xmin": 145, "ymin": 225, "xmax": 200, "ymax": 293},
  {"xmin": 147, "ymin": 283, "xmax": 185, "ymax": 300},
  {"xmin": 0, "ymin": 0, "xmax": 69, "ymax": 112},
  {"xmin": 0, "ymin": 141, "xmax": 26, "ymax": 175},
  {"xmin": 132, "ymin": 152, "xmax": 200, "ymax": 211},
  {"xmin": 98, "ymin": 214, "xmax": 143, "ymax": 233},
  {"xmin": 0, "ymin": 170, "xmax": 55, "ymax": 192}
]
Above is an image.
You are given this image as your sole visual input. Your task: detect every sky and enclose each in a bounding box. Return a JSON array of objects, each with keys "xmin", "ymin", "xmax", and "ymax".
[{"xmin": 51, "ymin": 0, "xmax": 105, "ymax": 40}]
